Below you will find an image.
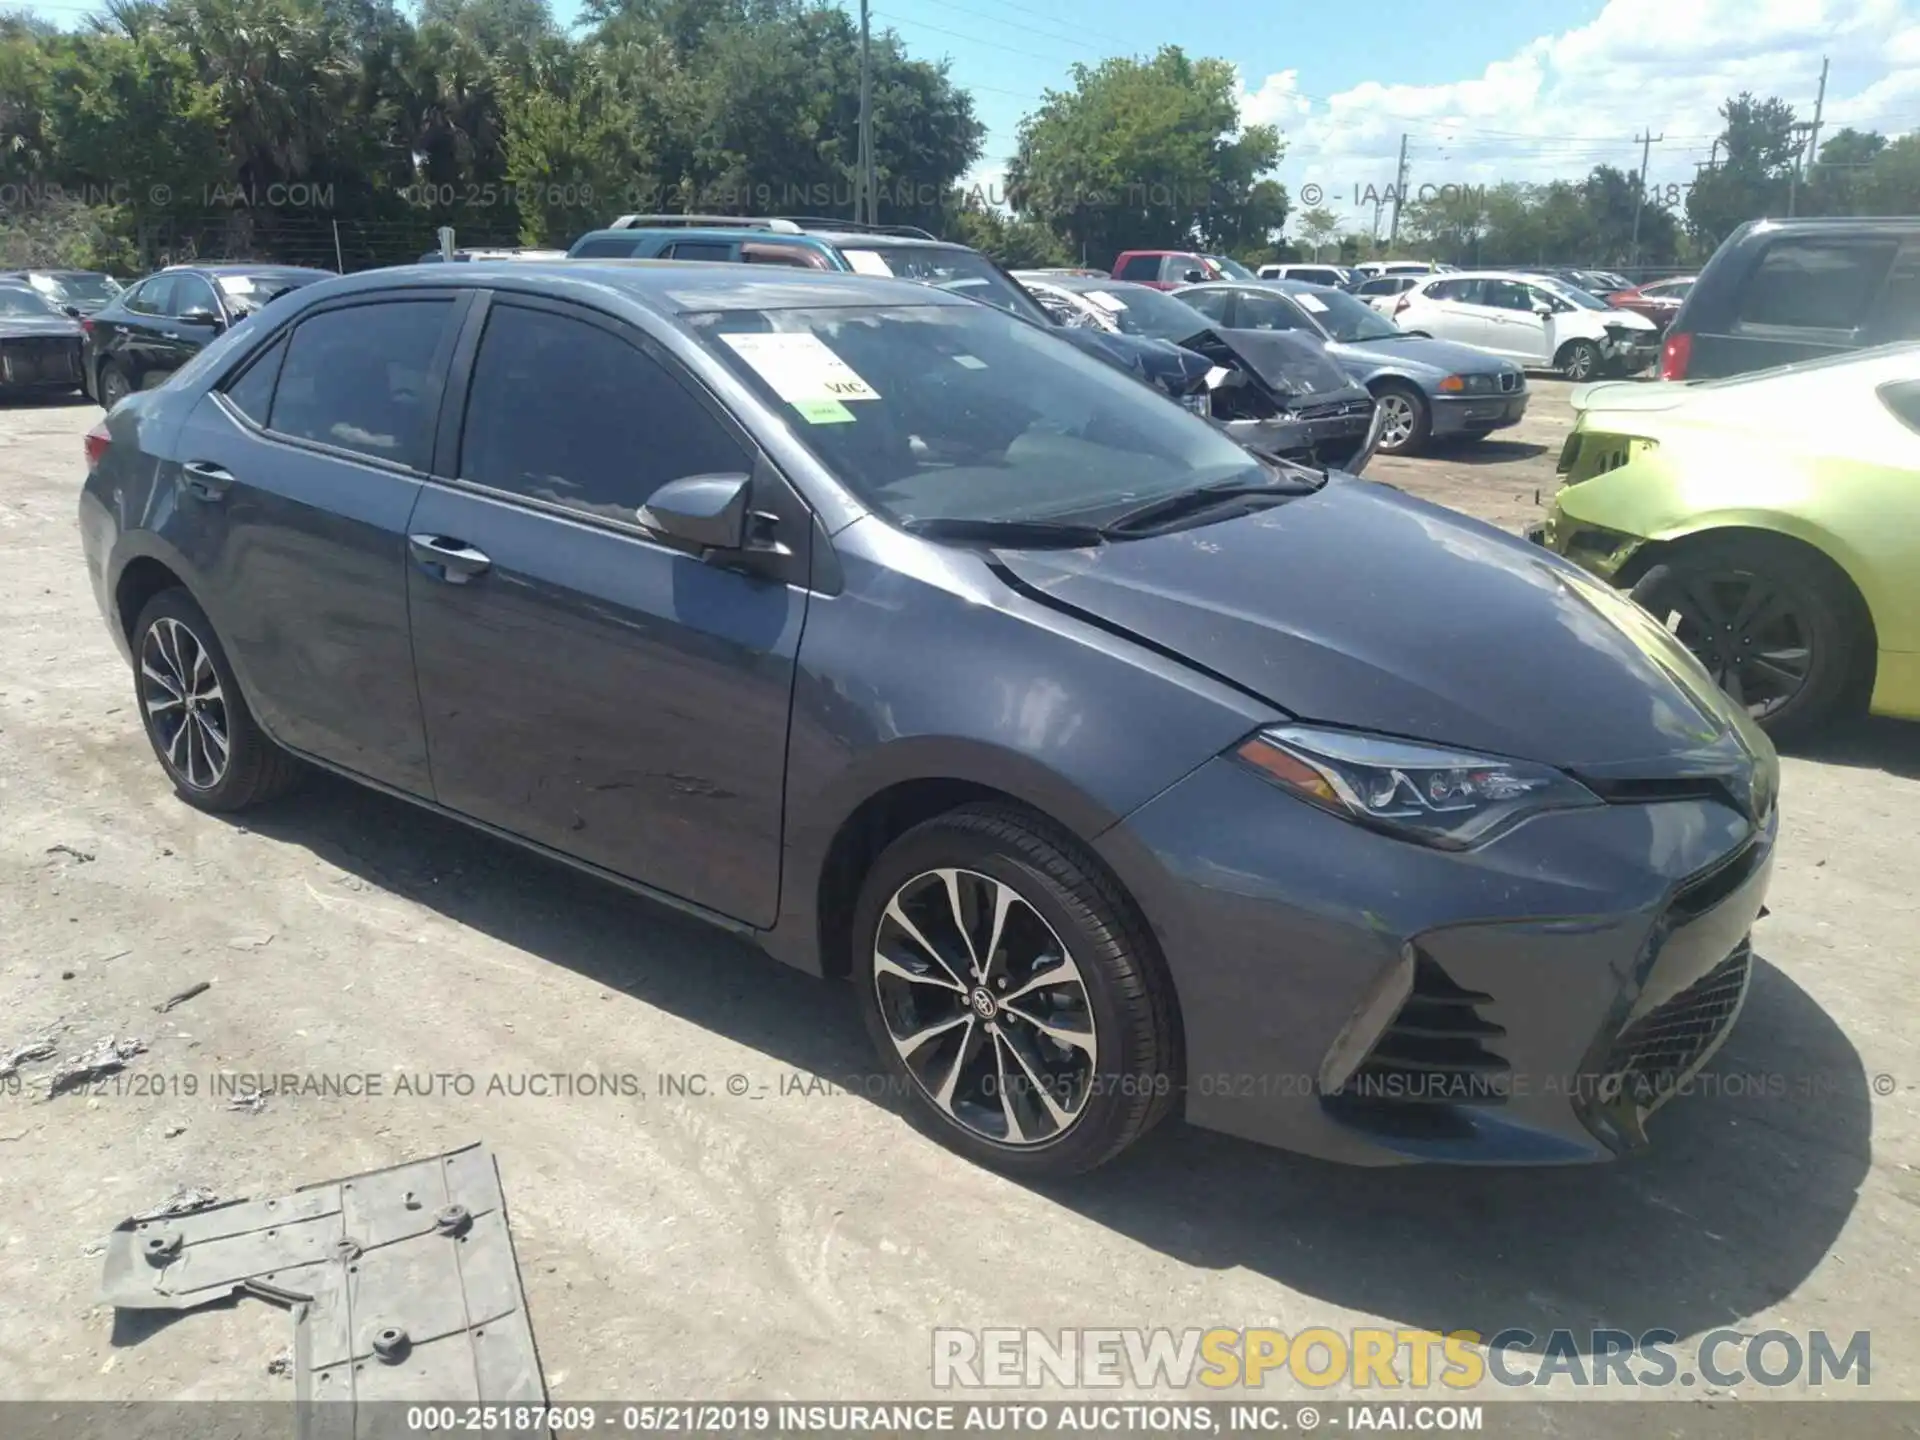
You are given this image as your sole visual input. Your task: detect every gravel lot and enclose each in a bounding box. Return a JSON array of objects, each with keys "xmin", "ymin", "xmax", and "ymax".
[{"xmin": 2, "ymin": 379, "xmax": 1917, "ymax": 1416}]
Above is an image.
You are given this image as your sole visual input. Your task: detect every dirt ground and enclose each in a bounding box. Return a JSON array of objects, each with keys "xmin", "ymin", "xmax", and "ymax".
[{"xmin": 2, "ymin": 379, "xmax": 1918, "ymax": 1418}]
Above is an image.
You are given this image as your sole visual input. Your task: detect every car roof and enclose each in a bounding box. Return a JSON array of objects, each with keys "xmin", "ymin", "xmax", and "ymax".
[
  {"xmin": 1735, "ymin": 216, "xmax": 1920, "ymax": 236},
  {"xmin": 288, "ymin": 260, "xmax": 969, "ymax": 315},
  {"xmin": 160, "ymin": 264, "xmax": 335, "ymax": 277},
  {"xmin": 574, "ymin": 226, "xmax": 840, "ymax": 248}
]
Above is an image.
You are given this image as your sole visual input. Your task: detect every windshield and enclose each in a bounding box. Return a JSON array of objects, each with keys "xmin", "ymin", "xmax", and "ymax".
[
  {"xmin": 839, "ymin": 245, "xmax": 1053, "ymax": 328},
  {"xmin": 1205, "ymin": 255, "xmax": 1258, "ymax": 280},
  {"xmin": 690, "ymin": 302, "xmax": 1265, "ymax": 528},
  {"xmin": 1537, "ymin": 279, "xmax": 1608, "ymax": 311},
  {"xmin": 35, "ymin": 272, "xmax": 121, "ymax": 305},
  {"xmin": 1292, "ymin": 286, "xmax": 1401, "ymax": 342},
  {"xmin": 1070, "ymin": 285, "xmax": 1213, "ymax": 342},
  {"xmin": 0, "ymin": 286, "xmax": 61, "ymax": 318}
]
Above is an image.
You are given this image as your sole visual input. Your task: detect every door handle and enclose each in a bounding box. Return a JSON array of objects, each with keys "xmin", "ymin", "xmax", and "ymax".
[
  {"xmin": 182, "ymin": 460, "xmax": 233, "ymax": 501},
  {"xmin": 408, "ymin": 533, "xmax": 492, "ymax": 583}
]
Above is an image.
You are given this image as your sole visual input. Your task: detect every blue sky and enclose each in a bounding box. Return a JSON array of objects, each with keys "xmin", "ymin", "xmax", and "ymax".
[{"xmin": 23, "ymin": 0, "xmax": 1920, "ymax": 234}]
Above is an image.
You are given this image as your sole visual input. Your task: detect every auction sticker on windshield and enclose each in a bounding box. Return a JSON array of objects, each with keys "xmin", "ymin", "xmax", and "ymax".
[
  {"xmin": 844, "ymin": 250, "xmax": 894, "ymax": 276},
  {"xmin": 719, "ymin": 333, "xmax": 882, "ymax": 415},
  {"xmin": 1296, "ymin": 293, "xmax": 1328, "ymax": 312}
]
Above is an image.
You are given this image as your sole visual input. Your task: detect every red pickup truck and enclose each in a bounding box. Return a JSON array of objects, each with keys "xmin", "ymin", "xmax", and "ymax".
[{"xmin": 1110, "ymin": 250, "xmax": 1255, "ymax": 289}]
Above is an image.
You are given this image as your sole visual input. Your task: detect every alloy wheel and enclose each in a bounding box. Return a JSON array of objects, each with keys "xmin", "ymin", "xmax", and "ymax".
[
  {"xmin": 1660, "ymin": 570, "xmax": 1812, "ymax": 720},
  {"xmin": 140, "ymin": 616, "xmax": 231, "ymax": 789},
  {"xmin": 1375, "ymin": 393, "xmax": 1417, "ymax": 450},
  {"xmin": 1564, "ymin": 345, "xmax": 1596, "ymax": 381},
  {"xmin": 871, "ymin": 867, "xmax": 1098, "ymax": 1148}
]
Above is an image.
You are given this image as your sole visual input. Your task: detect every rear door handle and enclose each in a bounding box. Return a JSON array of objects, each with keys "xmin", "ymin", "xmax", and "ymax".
[
  {"xmin": 182, "ymin": 460, "xmax": 233, "ymax": 501},
  {"xmin": 408, "ymin": 533, "xmax": 492, "ymax": 584}
]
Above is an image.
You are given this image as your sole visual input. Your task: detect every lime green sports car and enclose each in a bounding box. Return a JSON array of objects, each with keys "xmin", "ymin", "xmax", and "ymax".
[{"xmin": 1535, "ymin": 342, "xmax": 1920, "ymax": 740}]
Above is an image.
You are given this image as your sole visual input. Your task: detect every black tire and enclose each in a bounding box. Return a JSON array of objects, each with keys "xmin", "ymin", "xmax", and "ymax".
[
  {"xmin": 99, "ymin": 361, "xmax": 131, "ymax": 410},
  {"xmin": 1558, "ymin": 339, "xmax": 1601, "ymax": 382},
  {"xmin": 131, "ymin": 588, "xmax": 303, "ymax": 811},
  {"xmin": 1371, "ymin": 381, "xmax": 1431, "ymax": 456},
  {"xmin": 851, "ymin": 804, "xmax": 1179, "ymax": 1178},
  {"xmin": 1635, "ymin": 534, "xmax": 1865, "ymax": 743}
]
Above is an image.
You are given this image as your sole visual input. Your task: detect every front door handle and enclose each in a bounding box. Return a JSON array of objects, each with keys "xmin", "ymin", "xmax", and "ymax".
[
  {"xmin": 409, "ymin": 533, "xmax": 492, "ymax": 584},
  {"xmin": 182, "ymin": 460, "xmax": 233, "ymax": 501}
]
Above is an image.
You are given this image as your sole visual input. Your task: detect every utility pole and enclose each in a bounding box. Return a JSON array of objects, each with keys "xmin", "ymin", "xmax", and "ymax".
[
  {"xmin": 1791, "ymin": 55, "xmax": 1829, "ymax": 217},
  {"xmin": 1629, "ymin": 127, "xmax": 1662, "ymax": 266},
  {"xmin": 1387, "ymin": 133, "xmax": 1409, "ymax": 251},
  {"xmin": 857, "ymin": 0, "xmax": 875, "ymax": 225}
]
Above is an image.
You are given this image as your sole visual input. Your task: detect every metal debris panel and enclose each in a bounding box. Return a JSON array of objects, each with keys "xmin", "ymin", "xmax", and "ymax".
[{"xmin": 100, "ymin": 1142, "xmax": 546, "ymax": 1432}]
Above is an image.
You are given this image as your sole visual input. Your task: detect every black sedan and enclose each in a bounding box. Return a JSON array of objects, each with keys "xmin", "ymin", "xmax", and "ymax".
[
  {"xmin": 0, "ymin": 268, "xmax": 125, "ymax": 316},
  {"xmin": 0, "ymin": 281, "xmax": 85, "ymax": 398},
  {"xmin": 80, "ymin": 261, "xmax": 1778, "ymax": 1177},
  {"xmin": 83, "ymin": 264, "xmax": 333, "ymax": 408}
]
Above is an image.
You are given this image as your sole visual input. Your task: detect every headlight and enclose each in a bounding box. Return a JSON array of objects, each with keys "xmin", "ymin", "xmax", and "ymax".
[
  {"xmin": 1234, "ymin": 725, "xmax": 1601, "ymax": 848},
  {"xmin": 1437, "ymin": 373, "xmax": 1495, "ymax": 394}
]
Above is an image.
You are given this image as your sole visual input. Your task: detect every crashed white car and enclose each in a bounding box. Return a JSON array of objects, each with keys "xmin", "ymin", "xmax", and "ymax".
[{"xmin": 1389, "ymin": 270, "xmax": 1660, "ymax": 381}]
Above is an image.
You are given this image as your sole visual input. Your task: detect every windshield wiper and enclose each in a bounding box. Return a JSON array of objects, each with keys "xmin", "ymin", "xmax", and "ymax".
[
  {"xmin": 900, "ymin": 516, "xmax": 1106, "ymax": 548},
  {"xmin": 1099, "ymin": 473, "xmax": 1320, "ymax": 538}
]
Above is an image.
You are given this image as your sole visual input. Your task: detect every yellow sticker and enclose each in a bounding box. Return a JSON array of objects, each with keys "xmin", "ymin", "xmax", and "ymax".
[{"xmin": 793, "ymin": 398, "xmax": 856, "ymax": 424}]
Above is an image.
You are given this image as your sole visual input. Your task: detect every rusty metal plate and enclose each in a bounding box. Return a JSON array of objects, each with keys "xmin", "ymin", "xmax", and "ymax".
[{"xmin": 100, "ymin": 1143, "xmax": 546, "ymax": 1435}]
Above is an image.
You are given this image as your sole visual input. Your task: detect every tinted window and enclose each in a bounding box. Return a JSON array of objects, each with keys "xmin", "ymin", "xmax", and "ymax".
[
  {"xmin": 459, "ymin": 304, "xmax": 750, "ymax": 524},
  {"xmin": 1357, "ymin": 278, "xmax": 1397, "ymax": 295},
  {"xmin": 1179, "ymin": 286, "xmax": 1231, "ymax": 321},
  {"xmin": 1737, "ymin": 240, "xmax": 1898, "ymax": 331},
  {"xmin": 1865, "ymin": 247, "xmax": 1920, "ymax": 342},
  {"xmin": 0, "ymin": 285, "xmax": 59, "ymax": 318},
  {"xmin": 170, "ymin": 274, "xmax": 220, "ymax": 319},
  {"xmin": 268, "ymin": 300, "xmax": 452, "ymax": 466},
  {"xmin": 1117, "ymin": 255, "xmax": 1161, "ymax": 282},
  {"xmin": 223, "ymin": 335, "xmax": 287, "ymax": 425},
  {"xmin": 572, "ymin": 237, "xmax": 640, "ymax": 259},
  {"xmin": 126, "ymin": 276, "xmax": 174, "ymax": 315},
  {"xmin": 1234, "ymin": 290, "xmax": 1310, "ymax": 331},
  {"xmin": 1483, "ymin": 280, "xmax": 1534, "ymax": 311},
  {"xmin": 666, "ymin": 241, "xmax": 735, "ymax": 262}
]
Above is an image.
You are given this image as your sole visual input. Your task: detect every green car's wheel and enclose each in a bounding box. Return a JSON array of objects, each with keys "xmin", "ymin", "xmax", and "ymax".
[{"xmin": 1637, "ymin": 535, "xmax": 1865, "ymax": 742}]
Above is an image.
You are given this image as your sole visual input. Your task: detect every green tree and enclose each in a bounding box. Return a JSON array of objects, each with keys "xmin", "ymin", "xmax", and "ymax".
[
  {"xmin": 1005, "ymin": 46, "xmax": 1284, "ymax": 268},
  {"xmin": 1687, "ymin": 92, "xmax": 1798, "ymax": 249},
  {"xmin": 943, "ymin": 196, "xmax": 1068, "ymax": 268},
  {"xmin": 1294, "ymin": 203, "xmax": 1338, "ymax": 258}
]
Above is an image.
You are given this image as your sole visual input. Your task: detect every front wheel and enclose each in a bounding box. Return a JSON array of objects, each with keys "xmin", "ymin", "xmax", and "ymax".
[
  {"xmin": 1559, "ymin": 340, "xmax": 1601, "ymax": 382},
  {"xmin": 852, "ymin": 805, "xmax": 1179, "ymax": 1178},
  {"xmin": 132, "ymin": 588, "xmax": 304, "ymax": 811},
  {"xmin": 1371, "ymin": 383, "xmax": 1430, "ymax": 456}
]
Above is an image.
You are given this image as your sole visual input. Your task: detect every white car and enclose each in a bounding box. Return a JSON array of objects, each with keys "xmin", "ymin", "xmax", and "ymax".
[
  {"xmin": 1256, "ymin": 263, "xmax": 1354, "ymax": 287},
  {"xmin": 1351, "ymin": 273, "xmax": 1423, "ymax": 316},
  {"xmin": 1352, "ymin": 260, "xmax": 1441, "ymax": 282},
  {"xmin": 1389, "ymin": 270, "xmax": 1660, "ymax": 381}
]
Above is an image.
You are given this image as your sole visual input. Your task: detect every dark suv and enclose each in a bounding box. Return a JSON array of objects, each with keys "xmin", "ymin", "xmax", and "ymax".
[{"xmin": 1660, "ymin": 216, "xmax": 1920, "ymax": 380}]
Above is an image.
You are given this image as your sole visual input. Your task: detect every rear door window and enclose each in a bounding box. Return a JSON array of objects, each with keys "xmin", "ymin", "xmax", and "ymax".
[
  {"xmin": 222, "ymin": 335, "xmax": 287, "ymax": 425},
  {"xmin": 572, "ymin": 237, "xmax": 640, "ymax": 258},
  {"xmin": 1117, "ymin": 254, "xmax": 1161, "ymax": 282},
  {"xmin": 267, "ymin": 300, "xmax": 455, "ymax": 467},
  {"xmin": 127, "ymin": 276, "xmax": 175, "ymax": 316},
  {"xmin": 1734, "ymin": 239, "xmax": 1899, "ymax": 333},
  {"xmin": 1866, "ymin": 245, "xmax": 1920, "ymax": 343},
  {"xmin": 664, "ymin": 241, "xmax": 736, "ymax": 262}
]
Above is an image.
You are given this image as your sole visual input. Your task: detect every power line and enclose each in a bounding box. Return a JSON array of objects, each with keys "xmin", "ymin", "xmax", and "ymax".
[
  {"xmin": 870, "ymin": 9, "xmax": 1083, "ymax": 62},
  {"xmin": 888, "ymin": 0, "xmax": 1104, "ymax": 52}
]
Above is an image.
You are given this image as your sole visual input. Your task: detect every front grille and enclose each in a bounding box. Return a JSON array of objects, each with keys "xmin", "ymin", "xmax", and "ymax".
[
  {"xmin": 1339, "ymin": 953, "xmax": 1510, "ymax": 1108},
  {"xmin": 1591, "ymin": 944, "xmax": 1751, "ymax": 1111}
]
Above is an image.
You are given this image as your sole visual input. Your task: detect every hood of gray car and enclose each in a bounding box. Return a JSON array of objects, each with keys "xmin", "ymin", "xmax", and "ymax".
[
  {"xmin": 995, "ymin": 476, "xmax": 1749, "ymax": 771},
  {"xmin": 1331, "ymin": 333, "xmax": 1515, "ymax": 379}
]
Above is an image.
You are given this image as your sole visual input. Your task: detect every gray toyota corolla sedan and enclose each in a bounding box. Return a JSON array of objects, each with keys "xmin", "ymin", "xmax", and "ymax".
[{"xmin": 79, "ymin": 263, "xmax": 1779, "ymax": 1178}]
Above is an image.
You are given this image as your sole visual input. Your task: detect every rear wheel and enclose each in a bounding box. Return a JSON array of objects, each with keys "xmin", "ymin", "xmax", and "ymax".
[
  {"xmin": 1633, "ymin": 535, "xmax": 1864, "ymax": 742},
  {"xmin": 98, "ymin": 361, "xmax": 131, "ymax": 410},
  {"xmin": 852, "ymin": 804, "xmax": 1179, "ymax": 1178},
  {"xmin": 1559, "ymin": 340, "xmax": 1601, "ymax": 382},
  {"xmin": 132, "ymin": 588, "xmax": 303, "ymax": 811}
]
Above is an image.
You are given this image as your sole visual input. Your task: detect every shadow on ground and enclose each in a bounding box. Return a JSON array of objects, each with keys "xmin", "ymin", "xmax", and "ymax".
[
  {"xmin": 1785, "ymin": 715, "xmax": 1920, "ymax": 781},
  {"xmin": 232, "ymin": 770, "xmax": 1869, "ymax": 1354},
  {"xmin": 1427, "ymin": 437, "xmax": 1551, "ymax": 466}
]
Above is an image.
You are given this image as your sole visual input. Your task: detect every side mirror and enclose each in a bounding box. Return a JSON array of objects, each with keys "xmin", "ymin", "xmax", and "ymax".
[
  {"xmin": 62, "ymin": 304, "xmax": 83, "ymax": 318},
  {"xmin": 1347, "ymin": 399, "xmax": 1392, "ymax": 477},
  {"xmin": 1182, "ymin": 269, "xmax": 1206, "ymax": 284},
  {"xmin": 1532, "ymin": 301, "xmax": 1555, "ymax": 316},
  {"xmin": 637, "ymin": 472, "xmax": 752, "ymax": 552}
]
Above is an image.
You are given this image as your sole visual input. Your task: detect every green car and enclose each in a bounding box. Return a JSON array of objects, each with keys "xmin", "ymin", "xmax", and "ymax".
[{"xmin": 1535, "ymin": 342, "xmax": 1920, "ymax": 740}]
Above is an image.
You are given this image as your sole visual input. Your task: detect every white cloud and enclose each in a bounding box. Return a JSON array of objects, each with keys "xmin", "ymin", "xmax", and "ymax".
[{"xmin": 1246, "ymin": 0, "xmax": 1920, "ymax": 234}]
